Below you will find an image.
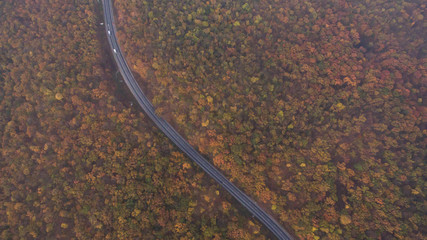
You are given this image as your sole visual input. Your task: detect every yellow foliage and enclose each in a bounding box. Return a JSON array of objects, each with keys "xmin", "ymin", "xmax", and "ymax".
[
  {"xmin": 320, "ymin": 227, "xmax": 329, "ymax": 233},
  {"xmin": 183, "ymin": 162, "xmax": 191, "ymax": 169},
  {"xmin": 175, "ymin": 222, "xmax": 185, "ymax": 233},
  {"xmin": 132, "ymin": 209, "xmax": 141, "ymax": 217},
  {"xmin": 152, "ymin": 62, "xmax": 159, "ymax": 69},
  {"xmin": 250, "ymin": 76, "xmax": 259, "ymax": 83},
  {"xmin": 335, "ymin": 102, "xmax": 345, "ymax": 111},
  {"xmin": 207, "ymin": 96, "xmax": 213, "ymax": 103},
  {"xmin": 202, "ymin": 119, "xmax": 209, "ymax": 127},
  {"xmin": 55, "ymin": 92, "xmax": 64, "ymax": 100},
  {"xmin": 118, "ymin": 216, "xmax": 125, "ymax": 224},
  {"xmin": 340, "ymin": 215, "xmax": 352, "ymax": 225},
  {"xmin": 411, "ymin": 189, "xmax": 420, "ymax": 195},
  {"xmin": 29, "ymin": 145, "xmax": 40, "ymax": 153},
  {"xmin": 30, "ymin": 231, "xmax": 37, "ymax": 238}
]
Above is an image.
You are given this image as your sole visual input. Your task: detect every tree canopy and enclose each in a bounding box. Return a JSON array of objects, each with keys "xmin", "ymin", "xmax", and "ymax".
[
  {"xmin": 0, "ymin": 0, "xmax": 425, "ymax": 239},
  {"xmin": 113, "ymin": 0, "xmax": 426, "ymax": 238}
]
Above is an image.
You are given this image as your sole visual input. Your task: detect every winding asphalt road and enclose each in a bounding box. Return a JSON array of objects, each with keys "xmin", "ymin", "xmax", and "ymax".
[{"xmin": 102, "ymin": 0, "xmax": 293, "ymax": 239}]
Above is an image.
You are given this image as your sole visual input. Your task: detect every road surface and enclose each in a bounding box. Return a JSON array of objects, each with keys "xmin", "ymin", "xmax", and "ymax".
[{"xmin": 102, "ymin": 1, "xmax": 293, "ymax": 239}]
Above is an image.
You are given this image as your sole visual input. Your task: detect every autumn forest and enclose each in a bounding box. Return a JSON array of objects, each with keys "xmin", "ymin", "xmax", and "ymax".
[{"xmin": 0, "ymin": 0, "xmax": 426, "ymax": 239}]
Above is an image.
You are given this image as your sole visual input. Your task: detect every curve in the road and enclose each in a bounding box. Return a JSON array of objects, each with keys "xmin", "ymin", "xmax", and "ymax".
[{"xmin": 102, "ymin": 1, "xmax": 293, "ymax": 239}]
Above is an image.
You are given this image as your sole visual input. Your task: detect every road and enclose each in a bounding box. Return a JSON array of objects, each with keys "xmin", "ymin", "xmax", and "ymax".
[{"xmin": 102, "ymin": 0, "xmax": 293, "ymax": 239}]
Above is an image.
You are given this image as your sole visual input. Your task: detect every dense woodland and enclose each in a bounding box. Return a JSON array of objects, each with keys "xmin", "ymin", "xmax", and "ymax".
[
  {"xmin": 114, "ymin": 0, "xmax": 426, "ymax": 239},
  {"xmin": 0, "ymin": 0, "xmax": 425, "ymax": 239},
  {"xmin": 0, "ymin": 0, "xmax": 265, "ymax": 239}
]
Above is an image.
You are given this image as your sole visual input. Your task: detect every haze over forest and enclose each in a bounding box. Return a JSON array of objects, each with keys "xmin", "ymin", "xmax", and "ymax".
[{"xmin": 0, "ymin": 0, "xmax": 425, "ymax": 239}]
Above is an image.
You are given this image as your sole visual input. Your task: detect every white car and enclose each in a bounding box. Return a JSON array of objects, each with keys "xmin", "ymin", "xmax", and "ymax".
[
  {"xmin": 113, "ymin": 49, "xmax": 117, "ymax": 53},
  {"xmin": 108, "ymin": 30, "xmax": 111, "ymax": 35}
]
